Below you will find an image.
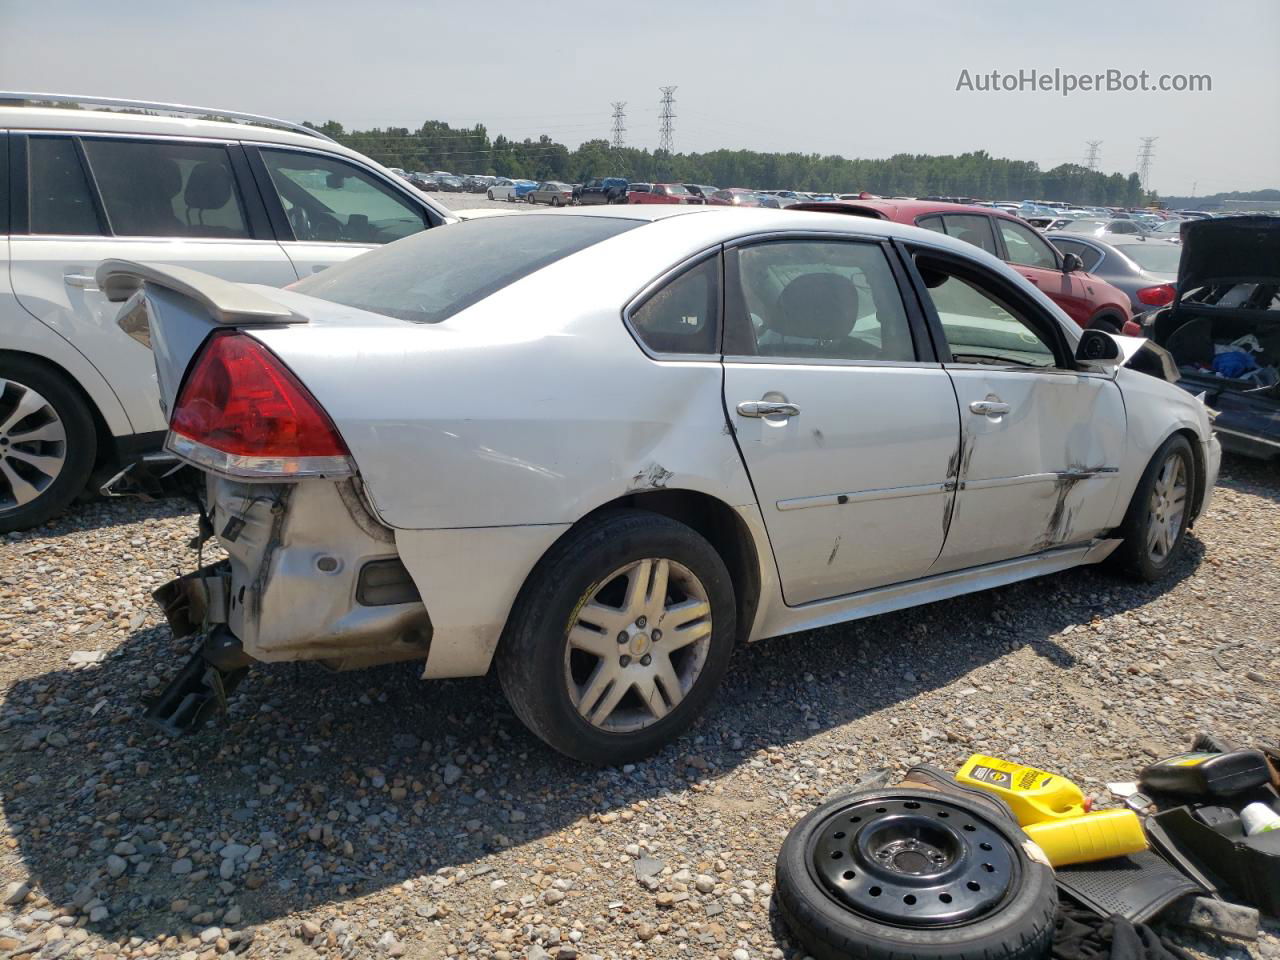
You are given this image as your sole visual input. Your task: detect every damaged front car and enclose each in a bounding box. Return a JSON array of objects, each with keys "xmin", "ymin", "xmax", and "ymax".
[{"xmin": 1143, "ymin": 215, "xmax": 1280, "ymax": 459}]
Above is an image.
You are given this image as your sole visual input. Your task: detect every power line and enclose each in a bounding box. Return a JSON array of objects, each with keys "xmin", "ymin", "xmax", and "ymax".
[
  {"xmin": 658, "ymin": 86, "xmax": 676, "ymax": 154},
  {"xmin": 610, "ymin": 101, "xmax": 626, "ymax": 149},
  {"xmin": 1136, "ymin": 136, "xmax": 1158, "ymax": 193},
  {"xmin": 1084, "ymin": 140, "xmax": 1102, "ymax": 171}
]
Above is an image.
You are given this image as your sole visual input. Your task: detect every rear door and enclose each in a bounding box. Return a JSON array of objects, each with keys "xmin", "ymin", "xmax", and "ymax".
[
  {"xmin": 246, "ymin": 145, "xmax": 436, "ymax": 278},
  {"xmin": 8, "ymin": 133, "xmax": 295, "ymax": 436},
  {"xmin": 903, "ymin": 246, "xmax": 1125, "ymax": 572},
  {"xmin": 722, "ymin": 235, "xmax": 961, "ymax": 604}
]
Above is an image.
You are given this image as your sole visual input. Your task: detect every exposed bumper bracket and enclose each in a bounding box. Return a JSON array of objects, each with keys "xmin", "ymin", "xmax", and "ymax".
[{"xmin": 143, "ymin": 626, "xmax": 251, "ymax": 737}]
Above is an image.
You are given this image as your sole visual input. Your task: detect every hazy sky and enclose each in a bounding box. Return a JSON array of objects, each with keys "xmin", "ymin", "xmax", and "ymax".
[{"xmin": 3, "ymin": 0, "xmax": 1277, "ymax": 196}]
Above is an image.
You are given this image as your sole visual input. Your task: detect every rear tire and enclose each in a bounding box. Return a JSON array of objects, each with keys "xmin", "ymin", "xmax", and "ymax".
[
  {"xmin": 486, "ymin": 190, "xmax": 494, "ymax": 200},
  {"xmin": 496, "ymin": 510, "xmax": 736, "ymax": 764},
  {"xmin": 1087, "ymin": 314, "xmax": 1122, "ymax": 334},
  {"xmin": 0, "ymin": 357, "xmax": 98, "ymax": 534},
  {"xmin": 1108, "ymin": 433, "xmax": 1195, "ymax": 582}
]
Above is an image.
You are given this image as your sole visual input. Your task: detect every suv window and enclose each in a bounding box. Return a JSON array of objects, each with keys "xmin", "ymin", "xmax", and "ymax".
[
  {"xmin": 628, "ymin": 257, "xmax": 720, "ymax": 355},
  {"xmin": 28, "ymin": 136, "xmax": 100, "ymax": 236},
  {"xmin": 260, "ymin": 149, "xmax": 427, "ymax": 244},
  {"xmin": 915, "ymin": 257, "xmax": 1058, "ymax": 368},
  {"xmin": 939, "ymin": 215, "xmax": 999, "ymax": 256},
  {"xmin": 729, "ymin": 240, "xmax": 916, "ymax": 362},
  {"xmin": 82, "ymin": 139, "xmax": 249, "ymax": 239},
  {"xmin": 996, "ymin": 219, "xmax": 1059, "ymax": 269},
  {"xmin": 293, "ymin": 214, "xmax": 639, "ymax": 324}
]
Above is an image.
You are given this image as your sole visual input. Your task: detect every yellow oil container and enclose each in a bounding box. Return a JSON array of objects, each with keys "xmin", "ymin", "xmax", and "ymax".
[
  {"xmin": 955, "ymin": 754, "xmax": 1086, "ymax": 825},
  {"xmin": 1023, "ymin": 809, "xmax": 1149, "ymax": 866}
]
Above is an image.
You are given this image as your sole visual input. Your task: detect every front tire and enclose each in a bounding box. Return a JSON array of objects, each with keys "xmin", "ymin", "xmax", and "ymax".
[
  {"xmin": 496, "ymin": 510, "xmax": 736, "ymax": 764},
  {"xmin": 486, "ymin": 190, "xmax": 494, "ymax": 200},
  {"xmin": 0, "ymin": 357, "xmax": 98, "ymax": 534},
  {"xmin": 1109, "ymin": 433, "xmax": 1195, "ymax": 581}
]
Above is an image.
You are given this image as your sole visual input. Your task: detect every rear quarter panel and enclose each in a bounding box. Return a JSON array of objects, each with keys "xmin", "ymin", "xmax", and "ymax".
[{"xmin": 251, "ymin": 225, "xmax": 760, "ymax": 531}]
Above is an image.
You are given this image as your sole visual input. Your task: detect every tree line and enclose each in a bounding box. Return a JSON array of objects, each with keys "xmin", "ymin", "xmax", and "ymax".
[{"xmin": 306, "ymin": 118, "xmax": 1149, "ymax": 207}]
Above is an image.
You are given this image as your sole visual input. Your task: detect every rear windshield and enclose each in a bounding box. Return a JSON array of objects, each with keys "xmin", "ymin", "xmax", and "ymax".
[{"xmin": 292, "ymin": 215, "xmax": 640, "ymax": 324}]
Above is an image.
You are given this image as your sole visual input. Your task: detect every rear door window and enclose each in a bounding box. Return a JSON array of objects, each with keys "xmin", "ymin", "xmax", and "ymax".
[
  {"xmin": 293, "ymin": 214, "xmax": 640, "ymax": 323},
  {"xmin": 1051, "ymin": 238, "xmax": 1103, "ymax": 272},
  {"xmin": 260, "ymin": 148, "xmax": 427, "ymax": 244},
  {"xmin": 727, "ymin": 240, "xmax": 918, "ymax": 362},
  {"xmin": 939, "ymin": 215, "xmax": 999, "ymax": 256},
  {"xmin": 27, "ymin": 136, "xmax": 101, "ymax": 236},
  {"xmin": 82, "ymin": 138, "xmax": 249, "ymax": 239}
]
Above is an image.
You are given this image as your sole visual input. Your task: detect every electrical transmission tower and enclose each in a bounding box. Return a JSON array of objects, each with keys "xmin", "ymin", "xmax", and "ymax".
[
  {"xmin": 610, "ymin": 101, "xmax": 626, "ymax": 149},
  {"xmin": 1084, "ymin": 140, "xmax": 1102, "ymax": 171},
  {"xmin": 1136, "ymin": 137, "xmax": 1158, "ymax": 193},
  {"xmin": 658, "ymin": 86, "xmax": 677, "ymax": 154}
]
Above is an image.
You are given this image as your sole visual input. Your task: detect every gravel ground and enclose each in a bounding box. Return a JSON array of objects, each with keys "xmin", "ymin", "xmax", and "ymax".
[{"xmin": 1, "ymin": 454, "xmax": 1277, "ymax": 960}]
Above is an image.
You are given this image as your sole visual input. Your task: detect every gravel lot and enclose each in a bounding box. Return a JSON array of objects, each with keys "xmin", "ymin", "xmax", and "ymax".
[{"xmin": 1, "ymin": 443, "xmax": 1278, "ymax": 960}]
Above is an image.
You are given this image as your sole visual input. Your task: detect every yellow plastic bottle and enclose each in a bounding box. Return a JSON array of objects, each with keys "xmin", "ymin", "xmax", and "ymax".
[
  {"xmin": 1022, "ymin": 810, "xmax": 1149, "ymax": 867},
  {"xmin": 955, "ymin": 754, "xmax": 1086, "ymax": 825}
]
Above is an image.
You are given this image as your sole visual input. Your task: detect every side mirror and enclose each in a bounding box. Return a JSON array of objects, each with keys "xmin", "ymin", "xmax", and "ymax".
[
  {"xmin": 1061, "ymin": 252, "xmax": 1082, "ymax": 273},
  {"xmin": 1075, "ymin": 329, "xmax": 1122, "ymax": 367}
]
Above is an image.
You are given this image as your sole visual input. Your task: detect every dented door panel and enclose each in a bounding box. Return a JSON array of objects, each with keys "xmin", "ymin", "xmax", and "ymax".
[
  {"xmin": 724, "ymin": 361, "xmax": 960, "ymax": 604},
  {"xmin": 931, "ymin": 368, "xmax": 1125, "ymax": 572}
]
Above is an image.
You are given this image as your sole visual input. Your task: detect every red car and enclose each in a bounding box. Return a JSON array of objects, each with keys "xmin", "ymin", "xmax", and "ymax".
[
  {"xmin": 794, "ymin": 199, "xmax": 1136, "ymax": 333},
  {"xmin": 706, "ymin": 187, "xmax": 764, "ymax": 207},
  {"xmin": 628, "ymin": 182, "xmax": 701, "ymax": 205}
]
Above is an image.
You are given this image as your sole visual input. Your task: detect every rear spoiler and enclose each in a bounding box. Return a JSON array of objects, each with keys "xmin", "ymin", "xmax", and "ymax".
[{"xmin": 96, "ymin": 259, "xmax": 302, "ymax": 325}]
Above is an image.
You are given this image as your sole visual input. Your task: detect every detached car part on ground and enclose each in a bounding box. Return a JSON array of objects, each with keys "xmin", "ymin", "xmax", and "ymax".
[
  {"xmin": 99, "ymin": 207, "xmax": 1218, "ymax": 763},
  {"xmin": 775, "ymin": 766, "xmax": 1057, "ymax": 960},
  {"xmin": 1141, "ymin": 215, "xmax": 1280, "ymax": 460}
]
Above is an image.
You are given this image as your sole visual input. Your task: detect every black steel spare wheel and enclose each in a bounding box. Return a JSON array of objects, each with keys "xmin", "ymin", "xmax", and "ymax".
[{"xmin": 776, "ymin": 788, "xmax": 1056, "ymax": 960}]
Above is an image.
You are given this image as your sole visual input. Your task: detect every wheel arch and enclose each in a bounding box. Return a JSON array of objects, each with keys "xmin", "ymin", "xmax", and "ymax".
[
  {"xmin": 0, "ymin": 348, "xmax": 116, "ymax": 469},
  {"xmin": 577, "ymin": 488, "xmax": 764, "ymax": 645}
]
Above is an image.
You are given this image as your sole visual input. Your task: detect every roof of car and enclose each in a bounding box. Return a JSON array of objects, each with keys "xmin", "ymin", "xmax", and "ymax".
[{"xmin": 794, "ymin": 198, "xmax": 1028, "ymax": 223}]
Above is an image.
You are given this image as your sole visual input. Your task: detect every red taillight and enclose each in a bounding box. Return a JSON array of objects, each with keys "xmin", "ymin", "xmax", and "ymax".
[
  {"xmin": 1136, "ymin": 283, "xmax": 1176, "ymax": 307},
  {"xmin": 167, "ymin": 331, "xmax": 352, "ymax": 478}
]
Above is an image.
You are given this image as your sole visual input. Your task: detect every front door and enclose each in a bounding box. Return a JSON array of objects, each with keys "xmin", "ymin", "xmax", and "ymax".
[
  {"xmin": 722, "ymin": 237, "xmax": 961, "ymax": 605},
  {"xmin": 248, "ymin": 146, "xmax": 433, "ymax": 278},
  {"xmin": 992, "ymin": 216, "xmax": 1093, "ymax": 326},
  {"xmin": 905, "ymin": 248, "xmax": 1126, "ymax": 573}
]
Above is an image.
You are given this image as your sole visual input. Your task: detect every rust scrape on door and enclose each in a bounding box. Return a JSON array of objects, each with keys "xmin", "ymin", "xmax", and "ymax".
[
  {"xmin": 1035, "ymin": 467, "xmax": 1101, "ymax": 550},
  {"xmin": 941, "ymin": 429, "xmax": 967, "ymax": 539},
  {"xmin": 629, "ymin": 462, "xmax": 673, "ymax": 490}
]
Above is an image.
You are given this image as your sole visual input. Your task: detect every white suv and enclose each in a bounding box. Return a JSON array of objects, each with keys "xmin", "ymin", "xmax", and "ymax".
[{"xmin": 0, "ymin": 93, "xmax": 454, "ymax": 532}]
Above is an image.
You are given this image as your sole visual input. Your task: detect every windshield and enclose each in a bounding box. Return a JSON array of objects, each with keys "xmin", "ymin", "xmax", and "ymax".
[
  {"xmin": 292, "ymin": 215, "xmax": 641, "ymax": 324},
  {"xmin": 1123, "ymin": 243, "xmax": 1183, "ymax": 274}
]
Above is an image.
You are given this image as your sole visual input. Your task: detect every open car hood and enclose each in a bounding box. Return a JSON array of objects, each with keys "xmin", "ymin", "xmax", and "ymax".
[{"xmin": 1178, "ymin": 215, "xmax": 1280, "ymax": 293}]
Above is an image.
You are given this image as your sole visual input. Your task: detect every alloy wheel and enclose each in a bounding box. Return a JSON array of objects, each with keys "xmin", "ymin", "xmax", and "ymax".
[
  {"xmin": 563, "ymin": 557, "xmax": 713, "ymax": 733},
  {"xmin": 0, "ymin": 379, "xmax": 68, "ymax": 511},
  {"xmin": 1146, "ymin": 452, "xmax": 1187, "ymax": 563}
]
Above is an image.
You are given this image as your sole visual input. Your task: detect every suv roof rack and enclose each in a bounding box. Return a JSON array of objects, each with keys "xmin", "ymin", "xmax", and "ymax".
[{"xmin": 0, "ymin": 91, "xmax": 336, "ymax": 143}]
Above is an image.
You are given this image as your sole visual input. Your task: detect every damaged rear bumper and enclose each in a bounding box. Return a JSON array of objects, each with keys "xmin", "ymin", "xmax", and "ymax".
[{"xmin": 155, "ymin": 476, "xmax": 433, "ymax": 671}]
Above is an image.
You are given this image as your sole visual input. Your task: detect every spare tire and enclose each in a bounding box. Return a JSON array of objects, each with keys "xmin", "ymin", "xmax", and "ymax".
[{"xmin": 775, "ymin": 788, "xmax": 1056, "ymax": 960}]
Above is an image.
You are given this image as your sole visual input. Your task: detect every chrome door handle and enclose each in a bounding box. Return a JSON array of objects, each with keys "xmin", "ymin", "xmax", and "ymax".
[
  {"xmin": 64, "ymin": 273, "xmax": 98, "ymax": 289},
  {"xmin": 969, "ymin": 400, "xmax": 1011, "ymax": 416},
  {"xmin": 737, "ymin": 401, "xmax": 800, "ymax": 418}
]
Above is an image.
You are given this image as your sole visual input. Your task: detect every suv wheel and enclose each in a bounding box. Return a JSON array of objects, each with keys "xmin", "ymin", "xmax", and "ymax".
[
  {"xmin": 1087, "ymin": 314, "xmax": 1122, "ymax": 334},
  {"xmin": 0, "ymin": 358, "xmax": 97, "ymax": 533},
  {"xmin": 497, "ymin": 510, "xmax": 736, "ymax": 764}
]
